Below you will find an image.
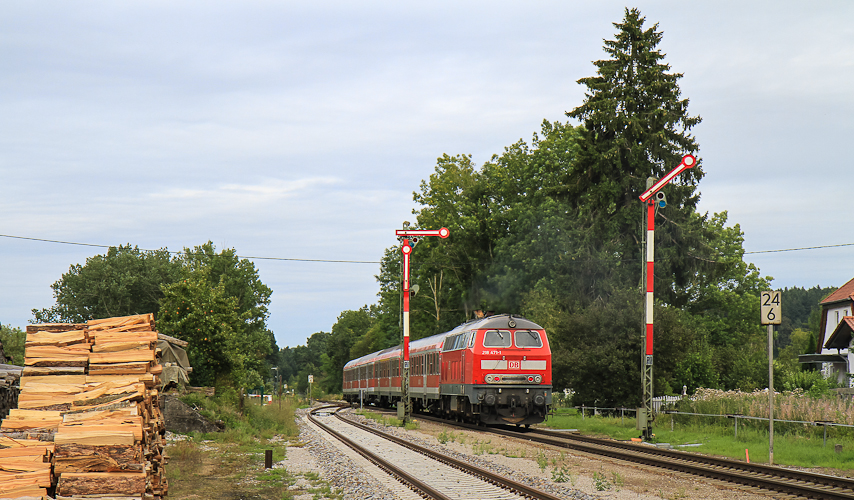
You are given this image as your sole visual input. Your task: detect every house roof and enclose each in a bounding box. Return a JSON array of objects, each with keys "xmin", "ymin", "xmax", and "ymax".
[
  {"xmin": 821, "ymin": 277, "xmax": 854, "ymax": 305},
  {"xmin": 824, "ymin": 316, "xmax": 854, "ymax": 349}
]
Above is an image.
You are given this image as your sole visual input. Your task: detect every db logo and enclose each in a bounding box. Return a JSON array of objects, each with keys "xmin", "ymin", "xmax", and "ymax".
[{"xmin": 508, "ymin": 360, "xmax": 521, "ymax": 370}]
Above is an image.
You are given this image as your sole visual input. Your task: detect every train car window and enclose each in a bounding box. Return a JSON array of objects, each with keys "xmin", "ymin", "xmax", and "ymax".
[
  {"xmin": 442, "ymin": 335, "xmax": 457, "ymax": 351},
  {"xmin": 514, "ymin": 330, "xmax": 543, "ymax": 348},
  {"xmin": 468, "ymin": 330, "xmax": 477, "ymax": 348},
  {"xmin": 483, "ymin": 330, "xmax": 512, "ymax": 347}
]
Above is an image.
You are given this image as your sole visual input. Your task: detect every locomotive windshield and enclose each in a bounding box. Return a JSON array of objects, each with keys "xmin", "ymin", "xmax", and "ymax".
[
  {"xmin": 514, "ymin": 330, "xmax": 542, "ymax": 348},
  {"xmin": 483, "ymin": 330, "xmax": 512, "ymax": 348}
]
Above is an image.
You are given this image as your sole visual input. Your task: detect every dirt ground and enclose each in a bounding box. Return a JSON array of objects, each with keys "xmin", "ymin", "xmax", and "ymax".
[{"xmin": 164, "ymin": 434, "xmax": 334, "ymax": 500}]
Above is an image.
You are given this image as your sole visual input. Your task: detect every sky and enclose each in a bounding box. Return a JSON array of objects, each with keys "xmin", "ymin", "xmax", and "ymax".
[{"xmin": 1, "ymin": 1, "xmax": 852, "ymax": 349}]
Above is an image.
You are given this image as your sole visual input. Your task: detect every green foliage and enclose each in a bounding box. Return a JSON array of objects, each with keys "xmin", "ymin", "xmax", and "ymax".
[
  {"xmin": 781, "ymin": 370, "xmax": 839, "ymax": 397},
  {"xmin": 592, "ymin": 470, "xmax": 613, "ymax": 491},
  {"xmin": 293, "ymin": 8, "xmax": 778, "ymax": 401},
  {"xmin": 177, "ymin": 242, "xmax": 275, "ymax": 360},
  {"xmin": 32, "ymin": 244, "xmax": 182, "ymax": 323},
  {"xmin": 777, "ymin": 286, "xmax": 836, "ymax": 354},
  {"xmin": 178, "ymin": 391, "xmax": 299, "ymax": 439},
  {"xmin": 0, "ymin": 325, "xmax": 25, "ymax": 366},
  {"xmin": 32, "ymin": 242, "xmax": 276, "ymax": 392},
  {"xmin": 321, "ymin": 307, "xmax": 375, "ymax": 393},
  {"xmin": 160, "ymin": 268, "xmax": 254, "ymax": 388}
]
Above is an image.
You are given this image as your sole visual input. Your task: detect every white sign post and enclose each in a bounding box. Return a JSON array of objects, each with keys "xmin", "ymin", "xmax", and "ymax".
[
  {"xmin": 308, "ymin": 374, "xmax": 314, "ymax": 406},
  {"xmin": 761, "ymin": 290, "xmax": 781, "ymax": 465}
]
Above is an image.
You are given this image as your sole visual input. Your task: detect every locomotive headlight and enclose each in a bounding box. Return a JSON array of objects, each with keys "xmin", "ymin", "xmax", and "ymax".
[
  {"xmin": 534, "ymin": 375, "xmax": 542, "ymax": 383},
  {"xmin": 486, "ymin": 375, "xmax": 494, "ymax": 383}
]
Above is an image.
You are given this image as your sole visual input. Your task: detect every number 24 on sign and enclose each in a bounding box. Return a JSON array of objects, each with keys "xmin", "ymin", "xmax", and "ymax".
[{"xmin": 761, "ymin": 291, "xmax": 781, "ymax": 325}]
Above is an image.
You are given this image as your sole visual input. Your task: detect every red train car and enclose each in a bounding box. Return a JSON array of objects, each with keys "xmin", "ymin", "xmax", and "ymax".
[{"xmin": 343, "ymin": 314, "xmax": 552, "ymax": 426}]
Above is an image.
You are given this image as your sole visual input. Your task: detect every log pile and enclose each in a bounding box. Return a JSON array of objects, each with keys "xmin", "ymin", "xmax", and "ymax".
[
  {"xmin": 0, "ymin": 364, "xmax": 24, "ymax": 421},
  {"xmin": 0, "ymin": 315, "xmax": 168, "ymax": 500},
  {"xmin": 0, "ymin": 436, "xmax": 54, "ymax": 499}
]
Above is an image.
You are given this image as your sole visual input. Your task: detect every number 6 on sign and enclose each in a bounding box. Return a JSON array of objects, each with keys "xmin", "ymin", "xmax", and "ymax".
[{"xmin": 760, "ymin": 291, "xmax": 781, "ymax": 325}]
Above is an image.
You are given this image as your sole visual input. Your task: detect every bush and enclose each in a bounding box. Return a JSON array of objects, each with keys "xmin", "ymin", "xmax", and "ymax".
[{"xmin": 178, "ymin": 391, "xmax": 298, "ymax": 440}]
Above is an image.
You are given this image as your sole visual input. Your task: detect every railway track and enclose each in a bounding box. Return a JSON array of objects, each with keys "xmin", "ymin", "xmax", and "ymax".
[
  {"xmin": 307, "ymin": 405, "xmax": 565, "ymax": 500},
  {"xmin": 383, "ymin": 409, "xmax": 854, "ymax": 499}
]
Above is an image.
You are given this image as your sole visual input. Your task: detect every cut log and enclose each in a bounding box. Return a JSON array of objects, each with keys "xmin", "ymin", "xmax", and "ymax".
[
  {"xmin": 25, "ymin": 358, "xmax": 88, "ymax": 368},
  {"xmin": 88, "ymin": 363, "xmax": 151, "ymax": 375},
  {"xmin": 26, "ymin": 323, "xmax": 87, "ymax": 334},
  {"xmin": 22, "ymin": 366, "xmax": 85, "ymax": 376},
  {"xmin": 92, "ymin": 341, "xmax": 154, "ymax": 353},
  {"xmin": 57, "ymin": 471, "xmax": 146, "ymax": 496},
  {"xmin": 0, "ymin": 468, "xmax": 52, "ymax": 488},
  {"xmin": 86, "ymin": 374, "xmax": 154, "ymax": 387},
  {"xmin": 87, "ymin": 314, "xmax": 153, "ymax": 327},
  {"xmin": 156, "ymin": 333, "xmax": 188, "ymax": 347},
  {"xmin": 0, "ymin": 484, "xmax": 48, "ymax": 498},
  {"xmin": 54, "ymin": 444, "xmax": 143, "ymax": 472},
  {"xmin": 89, "ymin": 351, "xmax": 154, "ymax": 364},
  {"xmin": 19, "ymin": 375, "xmax": 87, "ymax": 388},
  {"xmin": 55, "ymin": 430, "xmax": 136, "ymax": 446},
  {"xmin": 25, "ymin": 330, "xmax": 87, "ymax": 346}
]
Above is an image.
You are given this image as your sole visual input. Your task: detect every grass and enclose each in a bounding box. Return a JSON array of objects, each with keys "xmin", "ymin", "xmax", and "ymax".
[
  {"xmin": 356, "ymin": 409, "xmax": 420, "ymax": 430},
  {"xmin": 167, "ymin": 392, "xmax": 342, "ymax": 500},
  {"xmin": 544, "ymin": 407, "xmax": 854, "ymax": 470}
]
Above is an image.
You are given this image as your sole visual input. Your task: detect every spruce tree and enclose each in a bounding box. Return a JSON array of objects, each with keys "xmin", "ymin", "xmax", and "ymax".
[{"xmin": 561, "ymin": 7, "xmax": 704, "ymax": 305}]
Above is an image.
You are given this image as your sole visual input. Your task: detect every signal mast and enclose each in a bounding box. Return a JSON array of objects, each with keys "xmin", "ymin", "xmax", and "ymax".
[{"xmin": 637, "ymin": 154, "xmax": 696, "ymax": 439}]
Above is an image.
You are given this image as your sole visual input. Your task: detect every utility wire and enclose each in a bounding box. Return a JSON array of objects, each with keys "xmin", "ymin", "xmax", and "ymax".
[
  {"xmin": 745, "ymin": 242, "xmax": 854, "ymax": 254},
  {"xmin": 0, "ymin": 233, "xmax": 380, "ymax": 264},
  {"xmin": 0, "ymin": 232, "xmax": 850, "ymax": 262}
]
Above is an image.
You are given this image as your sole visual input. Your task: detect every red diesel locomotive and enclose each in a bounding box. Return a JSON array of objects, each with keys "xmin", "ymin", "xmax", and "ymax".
[{"xmin": 343, "ymin": 314, "xmax": 552, "ymax": 426}]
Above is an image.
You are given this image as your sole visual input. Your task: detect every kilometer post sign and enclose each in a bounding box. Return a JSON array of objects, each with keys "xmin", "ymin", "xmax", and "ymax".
[{"xmin": 760, "ymin": 291, "xmax": 782, "ymax": 325}]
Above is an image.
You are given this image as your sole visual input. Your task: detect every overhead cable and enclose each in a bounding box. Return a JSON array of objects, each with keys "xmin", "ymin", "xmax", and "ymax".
[{"xmin": 0, "ymin": 233, "xmax": 380, "ymax": 264}]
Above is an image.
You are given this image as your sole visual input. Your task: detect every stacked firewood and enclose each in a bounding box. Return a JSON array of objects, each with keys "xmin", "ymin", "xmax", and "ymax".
[
  {"xmin": 0, "ymin": 314, "xmax": 168, "ymax": 500},
  {"xmin": 0, "ymin": 435, "xmax": 54, "ymax": 499}
]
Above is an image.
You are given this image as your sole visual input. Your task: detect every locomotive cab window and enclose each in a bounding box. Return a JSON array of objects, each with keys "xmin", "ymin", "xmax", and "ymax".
[
  {"xmin": 483, "ymin": 330, "xmax": 512, "ymax": 348},
  {"xmin": 514, "ymin": 330, "xmax": 542, "ymax": 348}
]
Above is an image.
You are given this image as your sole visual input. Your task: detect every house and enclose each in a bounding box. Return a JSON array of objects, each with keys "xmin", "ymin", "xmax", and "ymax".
[{"xmin": 800, "ymin": 277, "xmax": 854, "ymax": 386}]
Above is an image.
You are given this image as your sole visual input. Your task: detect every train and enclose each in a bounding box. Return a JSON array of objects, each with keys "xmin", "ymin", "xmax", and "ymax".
[{"xmin": 342, "ymin": 314, "xmax": 552, "ymax": 426}]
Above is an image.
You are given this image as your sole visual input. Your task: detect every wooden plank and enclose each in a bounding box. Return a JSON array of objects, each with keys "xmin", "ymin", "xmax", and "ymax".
[
  {"xmin": 85, "ymin": 374, "xmax": 152, "ymax": 386},
  {"xmin": 88, "ymin": 351, "xmax": 154, "ymax": 364},
  {"xmin": 87, "ymin": 364, "xmax": 150, "ymax": 375},
  {"xmin": 54, "ymin": 430, "xmax": 136, "ymax": 446},
  {"xmin": 90, "ymin": 332, "xmax": 157, "ymax": 344},
  {"xmin": 22, "ymin": 366, "xmax": 85, "ymax": 376},
  {"xmin": 0, "ymin": 485, "xmax": 48, "ymax": 497},
  {"xmin": 25, "ymin": 329, "xmax": 87, "ymax": 344},
  {"xmin": 19, "ymin": 383, "xmax": 86, "ymax": 394},
  {"xmin": 19, "ymin": 375, "xmax": 86, "ymax": 388},
  {"xmin": 0, "ymin": 468, "xmax": 52, "ymax": 487},
  {"xmin": 26, "ymin": 323, "xmax": 86, "ymax": 334},
  {"xmin": 91, "ymin": 341, "xmax": 153, "ymax": 353},
  {"xmin": 58, "ymin": 422, "xmax": 142, "ymax": 442},
  {"xmin": 87, "ymin": 314, "xmax": 152, "ymax": 328}
]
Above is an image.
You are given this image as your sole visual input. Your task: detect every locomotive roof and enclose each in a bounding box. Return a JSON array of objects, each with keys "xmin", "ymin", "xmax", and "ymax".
[{"xmin": 343, "ymin": 314, "xmax": 542, "ymax": 369}]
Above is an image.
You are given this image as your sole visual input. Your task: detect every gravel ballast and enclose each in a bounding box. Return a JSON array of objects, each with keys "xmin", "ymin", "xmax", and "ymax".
[{"xmin": 282, "ymin": 405, "xmax": 775, "ymax": 499}]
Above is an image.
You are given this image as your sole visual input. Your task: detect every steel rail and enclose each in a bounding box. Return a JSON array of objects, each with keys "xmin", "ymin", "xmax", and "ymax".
[
  {"xmin": 334, "ymin": 408, "xmax": 564, "ymax": 500},
  {"xmin": 389, "ymin": 410, "xmax": 854, "ymax": 500},
  {"xmin": 528, "ymin": 426, "xmax": 854, "ymax": 492},
  {"xmin": 308, "ymin": 405, "xmax": 453, "ymax": 500}
]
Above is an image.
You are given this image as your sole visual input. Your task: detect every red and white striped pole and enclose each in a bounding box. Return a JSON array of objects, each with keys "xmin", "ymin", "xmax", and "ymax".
[
  {"xmin": 395, "ymin": 225, "xmax": 449, "ymax": 421},
  {"xmin": 644, "ymin": 200, "xmax": 655, "ymax": 360},
  {"xmin": 401, "ymin": 240, "xmax": 412, "ymax": 366},
  {"xmin": 637, "ymin": 154, "xmax": 695, "ymax": 440}
]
